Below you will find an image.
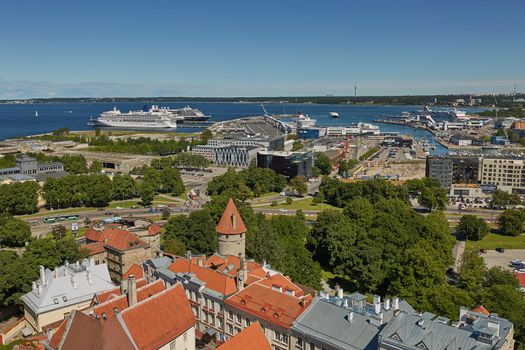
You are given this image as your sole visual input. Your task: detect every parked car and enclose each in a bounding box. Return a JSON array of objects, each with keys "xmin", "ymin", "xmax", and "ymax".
[{"xmin": 496, "ymin": 247, "xmax": 505, "ymax": 253}]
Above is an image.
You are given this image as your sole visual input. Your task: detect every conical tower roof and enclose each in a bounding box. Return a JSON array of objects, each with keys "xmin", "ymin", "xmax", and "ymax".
[{"xmin": 216, "ymin": 198, "xmax": 247, "ymax": 235}]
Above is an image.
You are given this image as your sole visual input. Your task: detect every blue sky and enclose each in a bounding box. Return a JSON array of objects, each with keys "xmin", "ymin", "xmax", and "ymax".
[{"xmin": 1, "ymin": 0, "xmax": 524, "ymax": 98}]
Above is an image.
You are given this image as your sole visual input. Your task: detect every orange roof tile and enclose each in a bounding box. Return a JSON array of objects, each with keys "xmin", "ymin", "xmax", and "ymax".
[
  {"xmin": 217, "ymin": 322, "xmax": 271, "ymax": 350},
  {"xmin": 216, "ymin": 198, "xmax": 247, "ymax": 235},
  {"xmin": 256, "ymin": 274, "xmax": 303, "ymax": 297},
  {"xmin": 473, "ymin": 305, "xmax": 490, "ymax": 315},
  {"xmin": 122, "ymin": 263, "xmax": 144, "ymax": 279},
  {"xmin": 515, "ymin": 272, "xmax": 525, "ymax": 287},
  {"xmin": 122, "ymin": 284, "xmax": 195, "ymax": 350},
  {"xmin": 147, "ymin": 223, "xmax": 161, "ymax": 236},
  {"xmin": 83, "ymin": 241, "xmax": 106, "ymax": 256},
  {"xmin": 225, "ymin": 283, "xmax": 310, "ymax": 329},
  {"xmin": 206, "ymin": 254, "xmax": 268, "ymax": 285},
  {"xmin": 95, "ymin": 278, "xmax": 148, "ymax": 304},
  {"xmin": 48, "ymin": 319, "xmax": 67, "ymax": 349},
  {"xmin": 168, "ymin": 258, "xmax": 238, "ymax": 296},
  {"xmin": 86, "ymin": 227, "xmax": 145, "ymax": 252},
  {"xmin": 93, "ymin": 280, "xmax": 166, "ymax": 318}
]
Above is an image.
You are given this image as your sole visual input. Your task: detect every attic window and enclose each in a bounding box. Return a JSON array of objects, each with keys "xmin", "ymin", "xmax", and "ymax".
[
  {"xmin": 241, "ymin": 299, "xmax": 246, "ymax": 305},
  {"xmin": 53, "ymin": 298, "xmax": 59, "ymax": 304},
  {"xmin": 273, "ymin": 313, "xmax": 279, "ymax": 318},
  {"xmin": 260, "ymin": 307, "xmax": 266, "ymax": 314},
  {"xmin": 62, "ymin": 296, "xmax": 68, "ymax": 302},
  {"xmin": 390, "ymin": 333, "xmax": 402, "ymax": 341},
  {"xmin": 416, "ymin": 341, "xmax": 429, "ymax": 350}
]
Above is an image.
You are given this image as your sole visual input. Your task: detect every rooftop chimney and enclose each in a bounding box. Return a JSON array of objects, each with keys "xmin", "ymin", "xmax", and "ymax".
[
  {"xmin": 384, "ymin": 298, "xmax": 391, "ymax": 311},
  {"xmin": 120, "ymin": 278, "xmax": 128, "ymax": 294},
  {"xmin": 487, "ymin": 319, "xmax": 500, "ymax": 338},
  {"xmin": 39, "ymin": 265, "xmax": 46, "ymax": 286},
  {"xmin": 186, "ymin": 250, "xmax": 192, "ymax": 260},
  {"xmin": 337, "ymin": 286, "xmax": 344, "ymax": 299},
  {"xmin": 54, "ymin": 268, "xmax": 58, "ymax": 279},
  {"xmin": 127, "ymin": 274, "xmax": 137, "ymax": 306},
  {"xmin": 32, "ymin": 282, "xmax": 37, "ymax": 291},
  {"xmin": 71, "ymin": 274, "xmax": 77, "ymax": 289},
  {"xmin": 89, "ymin": 257, "xmax": 95, "ymax": 266},
  {"xmin": 347, "ymin": 311, "xmax": 354, "ymax": 322},
  {"xmin": 392, "ymin": 297, "xmax": 400, "ymax": 311},
  {"xmin": 87, "ymin": 270, "xmax": 92, "ymax": 285}
]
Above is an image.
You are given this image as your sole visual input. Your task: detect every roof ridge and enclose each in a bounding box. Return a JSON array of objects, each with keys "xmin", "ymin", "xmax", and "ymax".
[
  {"xmin": 115, "ymin": 313, "xmax": 139, "ymax": 350},
  {"xmin": 121, "ymin": 283, "xmax": 181, "ymax": 315}
]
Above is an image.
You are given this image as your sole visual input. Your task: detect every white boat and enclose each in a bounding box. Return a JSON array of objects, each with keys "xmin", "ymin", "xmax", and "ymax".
[
  {"xmin": 166, "ymin": 105, "xmax": 210, "ymax": 122},
  {"xmin": 329, "ymin": 112, "xmax": 339, "ymax": 118},
  {"xmin": 88, "ymin": 105, "xmax": 177, "ymax": 128},
  {"xmin": 326, "ymin": 123, "xmax": 380, "ymax": 136},
  {"xmin": 296, "ymin": 114, "xmax": 316, "ymax": 129},
  {"xmin": 451, "ymin": 108, "xmax": 468, "ymax": 120},
  {"xmin": 35, "ymin": 110, "xmax": 39, "ymax": 117}
]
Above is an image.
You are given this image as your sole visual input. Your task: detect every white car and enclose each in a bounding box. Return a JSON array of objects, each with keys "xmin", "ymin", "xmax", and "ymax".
[{"xmin": 278, "ymin": 209, "xmax": 288, "ymax": 213}]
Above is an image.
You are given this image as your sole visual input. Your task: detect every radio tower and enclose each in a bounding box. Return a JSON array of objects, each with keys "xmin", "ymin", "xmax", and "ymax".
[
  {"xmin": 354, "ymin": 85, "xmax": 357, "ymax": 97},
  {"xmin": 513, "ymin": 84, "xmax": 518, "ymax": 101}
]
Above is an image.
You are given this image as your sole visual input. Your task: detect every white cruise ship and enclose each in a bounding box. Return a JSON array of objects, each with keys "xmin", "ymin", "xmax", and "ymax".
[
  {"xmin": 89, "ymin": 105, "xmax": 177, "ymax": 129},
  {"xmin": 167, "ymin": 105, "xmax": 211, "ymax": 122}
]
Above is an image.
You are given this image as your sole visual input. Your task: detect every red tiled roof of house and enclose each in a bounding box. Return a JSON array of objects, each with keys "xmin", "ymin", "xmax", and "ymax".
[
  {"xmin": 217, "ymin": 322, "xmax": 271, "ymax": 350},
  {"xmin": 122, "ymin": 263, "xmax": 144, "ymax": 279},
  {"xmin": 216, "ymin": 198, "xmax": 247, "ymax": 235},
  {"xmin": 47, "ymin": 311, "xmax": 136, "ymax": 350},
  {"xmin": 83, "ymin": 241, "xmax": 105, "ymax": 256},
  {"xmin": 206, "ymin": 254, "xmax": 268, "ymax": 284},
  {"xmin": 86, "ymin": 227, "xmax": 145, "ymax": 252},
  {"xmin": 225, "ymin": 283, "xmax": 310, "ymax": 329},
  {"xmin": 94, "ymin": 278, "xmax": 148, "ymax": 304},
  {"xmin": 168, "ymin": 257, "xmax": 238, "ymax": 296},
  {"xmin": 473, "ymin": 305, "xmax": 490, "ymax": 315},
  {"xmin": 93, "ymin": 280, "xmax": 166, "ymax": 319},
  {"xmin": 515, "ymin": 272, "xmax": 525, "ymax": 287},
  {"xmin": 147, "ymin": 222, "xmax": 161, "ymax": 236},
  {"xmin": 121, "ymin": 284, "xmax": 195, "ymax": 350},
  {"xmin": 256, "ymin": 274, "xmax": 304, "ymax": 297}
]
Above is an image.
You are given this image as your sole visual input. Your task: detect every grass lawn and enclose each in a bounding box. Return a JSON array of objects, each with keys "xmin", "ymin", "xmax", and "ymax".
[
  {"xmin": 154, "ymin": 194, "xmax": 181, "ymax": 203},
  {"xmin": 263, "ymin": 197, "xmax": 341, "ymax": 211},
  {"xmin": 466, "ymin": 233, "xmax": 525, "ymax": 250},
  {"xmin": 106, "ymin": 200, "xmax": 140, "ymax": 209}
]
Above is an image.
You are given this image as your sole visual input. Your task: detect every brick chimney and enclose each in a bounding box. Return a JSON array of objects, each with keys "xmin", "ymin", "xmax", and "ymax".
[
  {"xmin": 127, "ymin": 274, "xmax": 137, "ymax": 306},
  {"xmin": 39, "ymin": 265, "xmax": 46, "ymax": 286}
]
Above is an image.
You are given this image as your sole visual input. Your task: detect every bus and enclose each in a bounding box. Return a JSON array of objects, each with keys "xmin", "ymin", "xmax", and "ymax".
[{"xmin": 44, "ymin": 214, "xmax": 80, "ymax": 224}]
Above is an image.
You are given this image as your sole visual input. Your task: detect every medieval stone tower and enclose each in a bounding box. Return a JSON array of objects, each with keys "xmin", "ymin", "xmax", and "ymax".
[{"xmin": 216, "ymin": 198, "xmax": 246, "ymax": 257}]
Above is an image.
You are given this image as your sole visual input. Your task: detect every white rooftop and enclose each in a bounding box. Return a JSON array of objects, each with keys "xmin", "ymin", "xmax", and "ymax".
[{"xmin": 21, "ymin": 259, "xmax": 114, "ymax": 315}]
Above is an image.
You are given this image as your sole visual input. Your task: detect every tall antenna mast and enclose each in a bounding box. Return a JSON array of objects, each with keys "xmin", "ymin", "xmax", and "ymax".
[
  {"xmin": 514, "ymin": 84, "xmax": 518, "ymax": 101},
  {"xmin": 354, "ymin": 85, "xmax": 357, "ymax": 97}
]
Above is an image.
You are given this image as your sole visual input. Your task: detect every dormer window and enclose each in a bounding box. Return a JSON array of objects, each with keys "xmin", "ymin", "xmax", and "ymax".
[
  {"xmin": 62, "ymin": 296, "xmax": 68, "ymax": 302},
  {"xmin": 53, "ymin": 298, "xmax": 59, "ymax": 304},
  {"xmin": 274, "ymin": 313, "xmax": 279, "ymax": 318},
  {"xmin": 260, "ymin": 307, "xmax": 266, "ymax": 314}
]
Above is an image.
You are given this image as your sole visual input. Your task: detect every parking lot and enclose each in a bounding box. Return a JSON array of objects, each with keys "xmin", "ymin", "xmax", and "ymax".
[{"xmin": 482, "ymin": 249, "xmax": 525, "ymax": 270}]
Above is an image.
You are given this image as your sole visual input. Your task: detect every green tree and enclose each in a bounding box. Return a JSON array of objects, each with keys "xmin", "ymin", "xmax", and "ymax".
[
  {"xmin": 457, "ymin": 248, "xmax": 486, "ymax": 292},
  {"xmin": 498, "ymin": 209, "xmax": 525, "ymax": 236},
  {"xmin": 164, "ymin": 210, "xmax": 217, "ymax": 255},
  {"xmin": 0, "ymin": 181, "xmax": 40, "ymax": 215},
  {"xmin": 418, "ymin": 186, "xmax": 448, "ymax": 211},
  {"xmin": 290, "ymin": 176, "xmax": 307, "ymax": 197},
  {"xmin": 138, "ymin": 182, "xmax": 156, "ymax": 206},
  {"xmin": 292, "ymin": 140, "xmax": 303, "ymax": 151},
  {"xmin": 482, "ymin": 285, "xmax": 525, "ymax": 342},
  {"xmin": 0, "ymin": 215, "xmax": 31, "ymax": 247},
  {"xmin": 314, "ymin": 153, "xmax": 332, "ymax": 175},
  {"xmin": 162, "ymin": 238, "xmax": 186, "ymax": 256},
  {"xmin": 112, "ymin": 174, "xmax": 137, "ymax": 200},
  {"xmin": 142, "ymin": 167, "xmax": 162, "ymax": 192},
  {"xmin": 160, "ymin": 167, "xmax": 185, "ymax": 195},
  {"xmin": 484, "ymin": 267, "xmax": 519, "ymax": 288},
  {"xmin": 89, "ymin": 161, "xmax": 103, "ymax": 173},
  {"xmin": 491, "ymin": 190, "xmax": 521, "ymax": 209},
  {"xmin": 457, "ymin": 215, "xmax": 490, "ymax": 241},
  {"xmin": 61, "ymin": 154, "xmax": 88, "ymax": 174}
]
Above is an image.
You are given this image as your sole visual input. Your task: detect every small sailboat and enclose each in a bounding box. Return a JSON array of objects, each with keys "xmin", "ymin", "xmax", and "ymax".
[
  {"xmin": 35, "ymin": 110, "xmax": 39, "ymax": 117},
  {"xmin": 329, "ymin": 112, "xmax": 339, "ymax": 118}
]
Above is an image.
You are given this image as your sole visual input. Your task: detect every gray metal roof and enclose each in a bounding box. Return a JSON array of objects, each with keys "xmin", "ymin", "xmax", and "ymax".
[
  {"xmin": 292, "ymin": 297, "xmax": 380, "ymax": 350},
  {"xmin": 378, "ymin": 310, "xmax": 513, "ymax": 350},
  {"xmin": 21, "ymin": 260, "xmax": 114, "ymax": 315}
]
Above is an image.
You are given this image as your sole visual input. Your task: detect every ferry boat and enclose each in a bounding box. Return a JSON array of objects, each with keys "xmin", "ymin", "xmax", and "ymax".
[
  {"xmin": 329, "ymin": 112, "xmax": 339, "ymax": 118},
  {"xmin": 88, "ymin": 105, "xmax": 177, "ymax": 128},
  {"xmin": 296, "ymin": 113, "xmax": 316, "ymax": 129},
  {"xmin": 167, "ymin": 105, "xmax": 211, "ymax": 122},
  {"xmin": 326, "ymin": 123, "xmax": 380, "ymax": 136}
]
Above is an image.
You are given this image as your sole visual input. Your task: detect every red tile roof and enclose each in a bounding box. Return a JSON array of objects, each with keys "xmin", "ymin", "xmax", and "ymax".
[
  {"xmin": 168, "ymin": 257, "xmax": 238, "ymax": 296},
  {"xmin": 225, "ymin": 283, "xmax": 310, "ymax": 329},
  {"xmin": 92, "ymin": 280, "xmax": 166, "ymax": 319},
  {"xmin": 147, "ymin": 223, "xmax": 161, "ymax": 236},
  {"xmin": 216, "ymin": 198, "xmax": 247, "ymax": 235},
  {"xmin": 85, "ymin": 227, "xmax": 145, "ymax": 252},
  {"xmin": 206, "ymin": 254, "xmax": 268, "ymax": 285},
  {"xmin": 83, "ymin": 241, "xmax": 105, "ymax": 256},
  {"xmin": 473, "ymin": 305, "xmax": 490, "ymax": 315},
  {"xmin": 256, "ymin": 274, "xmax": 304, "ymax": 297},
  {"xmin": 217, "ymin": 322, "xmax": 271, "ymax": 350},
  {"xmin": 122, "ymin": 263, "xmax": 144, "ymax": 279},
  {"xmin": 121, "ymin": 284, "xmax": 195, "ymax": 350},
  {"xmin": 47, "ymin": 311, "xmax": 136, "ymax": 350},
  {"xmin": 515, "ymin": 272, "xmax": 525, "ymax": 287},
  {"xmin": 94, "ymin": 278, "xmax": 148, "ymax": 304}
]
